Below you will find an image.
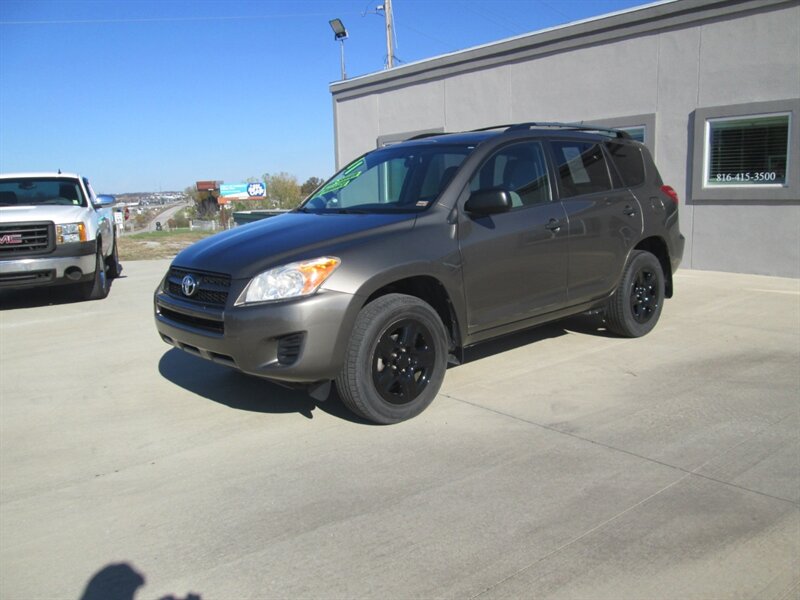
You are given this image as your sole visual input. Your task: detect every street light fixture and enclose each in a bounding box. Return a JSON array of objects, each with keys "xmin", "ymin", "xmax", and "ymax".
[{"xmin": 329, "ymin": 18, "xmax": 348, "ymax": 80}]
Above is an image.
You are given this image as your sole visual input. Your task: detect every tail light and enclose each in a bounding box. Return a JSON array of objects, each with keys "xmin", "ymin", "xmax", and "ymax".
[{"xmin": 660, "ymin": 185, "xmax": 680, "ymax": 207}]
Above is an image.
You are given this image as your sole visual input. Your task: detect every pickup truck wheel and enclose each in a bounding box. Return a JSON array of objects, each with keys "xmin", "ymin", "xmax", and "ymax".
[
  {"xmin": 81, "ymin": 247, "xmax": 110, "ymax": 301},
  {"xmin": 605, "ymin": 250, "xmax": 664, "ymax": 337},
  {"xmin": 106, "ymin": 237, "xmax": 121, "ymax": 279},
  {"xmin": 336, "ymin": 294, "xmax": 448, "ymax": 424}
]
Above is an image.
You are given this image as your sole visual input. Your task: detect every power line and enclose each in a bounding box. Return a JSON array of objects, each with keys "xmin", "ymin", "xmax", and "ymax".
[
  {"xmin": 0, "ymin": 12, "xmax": 357, "ymax": 26},
  {"xmin": 464, "ymin": 4, "xmax": 523, "ymax": 36}
]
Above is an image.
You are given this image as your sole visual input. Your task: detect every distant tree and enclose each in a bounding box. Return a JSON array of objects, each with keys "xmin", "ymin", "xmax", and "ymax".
[
  {"xmin": 300, "ymin": 176, "xmax": 324, "ymax": 198},
  {"xmin": 184, "ymin": 184, "xmax": 218, "ymax": 219},
  {"xmin": 267, "ymin": 172, "xmax": 302, "ymax": 209}
]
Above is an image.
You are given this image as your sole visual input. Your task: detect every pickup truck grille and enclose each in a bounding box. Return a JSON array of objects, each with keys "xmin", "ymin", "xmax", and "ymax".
[
  {"xmin": 0, "ymin": 222, "xmax": 55, "ymax": 256},
  {"xmin": 166, "ymin": 267, "xmax": 231, "ymax": 307}
]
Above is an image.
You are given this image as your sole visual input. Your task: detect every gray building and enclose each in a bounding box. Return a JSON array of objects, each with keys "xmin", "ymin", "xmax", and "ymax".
[{"xmin": 330, "ymin": 0, "xmax": 800, "ymax": 278}]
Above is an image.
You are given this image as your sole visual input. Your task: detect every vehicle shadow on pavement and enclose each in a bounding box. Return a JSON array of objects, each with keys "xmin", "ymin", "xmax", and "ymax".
[
  {"xmin": 0, "ymin": 279, "xmax": 123, "ymax": 309},
  {"xmin": 157, "ymin": 349, "xmax": 372, "ymax": 424}
]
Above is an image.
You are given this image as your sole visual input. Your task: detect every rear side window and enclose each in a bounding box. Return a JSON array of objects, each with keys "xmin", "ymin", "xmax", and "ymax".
[
  {"xmin": 606, "ymin": 142, "xmax": 646, "ymax": 188},
  {"xmin": 551, "ymin": 141, "xmax": 612, "ymax": 197}
]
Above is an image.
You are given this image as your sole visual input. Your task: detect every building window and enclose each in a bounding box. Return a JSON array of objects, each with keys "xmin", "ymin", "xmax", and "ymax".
[
  {"xmin": 705, "ymin": 114, "xmax": 790, "ymax": 187},
  {"xmin": 619, "ymin": 126, "xmax": 645, "ymax": 143},
  {"xmin": 691, "ymin": 99, "xmax": 798, "ymax": 202},
  {"xmin": 585, "ymin": 114, "xmax": 655, "ymax": 151}
]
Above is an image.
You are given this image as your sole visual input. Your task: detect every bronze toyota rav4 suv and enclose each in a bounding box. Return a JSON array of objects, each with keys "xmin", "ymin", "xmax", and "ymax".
[{"xmin": 155, "ymin": 123, "xmax": 684, "ymax": 424}]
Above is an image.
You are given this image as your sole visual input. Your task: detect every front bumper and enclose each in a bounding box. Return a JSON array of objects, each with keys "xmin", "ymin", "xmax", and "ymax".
[
  {"xmin": 154, "ymin": 286, "xmax": 362, "ymax": 384},
  {"xmin": 0, "ymin": 242, "xmax": 96, "ymax": 288}
]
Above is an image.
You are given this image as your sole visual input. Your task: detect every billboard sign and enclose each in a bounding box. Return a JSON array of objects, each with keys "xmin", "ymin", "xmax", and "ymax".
[
  {"xmin": 196, "ymin": 180, "xmax": 218, "ymax": 192},
  {"xmin": 220, "ymin": 182, "xmax": 267, "ymax": 200}
]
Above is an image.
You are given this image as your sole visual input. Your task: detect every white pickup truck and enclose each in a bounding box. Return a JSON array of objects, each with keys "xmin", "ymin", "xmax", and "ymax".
[{"xmin": 0, "ymin": 172, "xmax": 121, "ymax": 300}]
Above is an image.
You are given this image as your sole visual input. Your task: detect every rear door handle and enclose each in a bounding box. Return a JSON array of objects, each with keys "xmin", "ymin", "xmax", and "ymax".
[{"xmin": 623, "ymin": 205, "xmax": 637, "ymax": 217}]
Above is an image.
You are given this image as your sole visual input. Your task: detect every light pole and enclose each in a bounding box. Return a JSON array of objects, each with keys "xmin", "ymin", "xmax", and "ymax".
[{"xmin": 329, "ymin": 18, "xmax": 348, "ymax": 80}]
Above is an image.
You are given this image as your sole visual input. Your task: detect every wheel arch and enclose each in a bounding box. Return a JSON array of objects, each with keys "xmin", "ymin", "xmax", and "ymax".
[
  {"xmin": 362, "ymin": 275, "xmax": 463, "ymax": 362},
  {"xmin": 634, "ymin": 236, "xmax": 673, "ymax": 298}
]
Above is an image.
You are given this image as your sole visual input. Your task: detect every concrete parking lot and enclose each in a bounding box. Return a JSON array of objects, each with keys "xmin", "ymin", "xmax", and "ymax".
[{"xmin": 1, "ymin": 260, "xmax": 798, "ymax": 599}]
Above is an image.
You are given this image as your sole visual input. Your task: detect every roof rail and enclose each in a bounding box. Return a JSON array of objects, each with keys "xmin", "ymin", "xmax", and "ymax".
[
  {"xmin": 405, "ymin": 131, "xmax": 447, "ymax": 141},
  {"xmin": 503, "ymin": 122, "xmax": 631, "ymax": 139},
  {"xmin": 403, "ymin": 122, "xmax": 631, "ymax": 142}
]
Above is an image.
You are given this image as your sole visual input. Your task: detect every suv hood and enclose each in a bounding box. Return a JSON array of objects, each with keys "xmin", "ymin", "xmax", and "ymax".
[
  {"xmin": 173, "ymin": 211, "xmax": 417, "ymax": 279},
  {"xmin": 0, "ymin": 204, "xmax": 91, "ymax": 223}
]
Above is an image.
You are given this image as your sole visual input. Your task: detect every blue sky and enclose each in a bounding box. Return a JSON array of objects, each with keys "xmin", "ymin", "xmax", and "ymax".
[{"xmin": 1, "ymin": 0, "xmax": 649, "ymax": 193}]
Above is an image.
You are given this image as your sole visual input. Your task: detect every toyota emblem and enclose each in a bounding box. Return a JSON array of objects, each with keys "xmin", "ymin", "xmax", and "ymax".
[{"xmin": 181, "ymin": 274, "xmax": 198, "ymax": 297}]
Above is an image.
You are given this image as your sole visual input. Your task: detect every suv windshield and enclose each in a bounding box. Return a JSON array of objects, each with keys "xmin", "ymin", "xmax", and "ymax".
[
  {"xmin": 0, "ymin": 178, "xmax": 87, "ymax": 207},
  {"xmin": 301, "ymin": 143, "xmax": 475, "ymax": 213}
]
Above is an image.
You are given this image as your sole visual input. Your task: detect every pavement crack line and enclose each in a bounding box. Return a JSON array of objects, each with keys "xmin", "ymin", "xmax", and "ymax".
[{"xmin": 442, "ymin": 394, "xmax": 799, "ymax": 507}]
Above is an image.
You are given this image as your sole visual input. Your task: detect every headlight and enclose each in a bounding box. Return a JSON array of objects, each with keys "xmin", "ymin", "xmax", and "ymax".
[
  {"xmin": 235, "ymin": 257, "xmax": 341, "ymax": 306},
  {"xmin": 56, "ymin": 223, "xmax": 87, "ymax": 244}
]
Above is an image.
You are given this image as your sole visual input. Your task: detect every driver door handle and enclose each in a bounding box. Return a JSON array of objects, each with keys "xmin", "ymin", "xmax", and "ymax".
[{"xmin": 545, "ymin": 219, "xmax": 562, "ymax": 232}]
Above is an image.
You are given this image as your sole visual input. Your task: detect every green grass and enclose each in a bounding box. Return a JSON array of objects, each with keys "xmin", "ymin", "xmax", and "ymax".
[{"xmin": 118, "ymin": 229, "xmax": 217, "ymax": 260}]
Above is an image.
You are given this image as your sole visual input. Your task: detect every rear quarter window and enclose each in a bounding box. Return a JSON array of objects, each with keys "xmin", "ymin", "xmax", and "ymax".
[{"xmin": 605, "ymin": 142, "xmax": 646, "ymax": 188}]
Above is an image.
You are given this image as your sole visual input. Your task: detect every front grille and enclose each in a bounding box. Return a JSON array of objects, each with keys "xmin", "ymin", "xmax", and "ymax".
[
  {"xmin": 0, "ymin": 222, "xmax": 55, "ymax": 256},
  {"xmin": 166, "ymin": 267, "xmax": 231, "ymax": 307},
  {"xmin": 159, "ymin": 306, "xmax": 224, "ymax": 334},
  {"xmin": 277, "ymin": 333, "xmax": 304, "ymax": 365}
]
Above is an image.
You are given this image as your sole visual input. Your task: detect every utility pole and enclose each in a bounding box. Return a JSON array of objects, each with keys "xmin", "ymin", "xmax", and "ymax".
[{"xmin": 383, "ymin": 0, "xmax": 395, "ymax": 69}]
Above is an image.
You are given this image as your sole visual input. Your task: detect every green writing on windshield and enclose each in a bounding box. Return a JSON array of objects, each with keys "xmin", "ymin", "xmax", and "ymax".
[
  {"xmin": 343, "ymin": 158, "xmax": 365, "ymax": 175},
  {"xmin": 317, "ymin": 158, "xmax": 366, "ymax": 196}
]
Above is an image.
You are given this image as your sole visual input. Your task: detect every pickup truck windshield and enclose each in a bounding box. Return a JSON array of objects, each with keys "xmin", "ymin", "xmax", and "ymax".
[
  {"xmin": 301, "ymin": 144, "xmax": 474, "ymax": 213},
  {"xmin": 0, "ymin": 178, "xmax": 87, "ymax": 207}
]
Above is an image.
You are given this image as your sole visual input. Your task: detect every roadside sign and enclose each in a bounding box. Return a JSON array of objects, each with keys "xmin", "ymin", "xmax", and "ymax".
[
  {"xmin": 220, "ymin": 182, "xmax": 267, "ymax": 200},
  {"xmin": 196, "ymin": 180, "xmax": 218, "ymax": 192}
]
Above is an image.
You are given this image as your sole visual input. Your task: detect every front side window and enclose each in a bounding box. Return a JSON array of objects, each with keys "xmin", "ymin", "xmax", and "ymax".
[
  {"xmin": 705, "ymin": 113, "xmax": 789, "ymax": 187},
  {"xmin": 551, "ymin": 141, "xmax": 613, "ymax": 198},
  {"xmin": 469, "ymin": 141, "xmax": 552, "ymax": 209},
  {"xmin": 303, "ymin": 144, "xmax": 474, "ymax": 213},
  {"xmin": 0, "ymin": 178, "xmax": 86, "ymax": 207}
]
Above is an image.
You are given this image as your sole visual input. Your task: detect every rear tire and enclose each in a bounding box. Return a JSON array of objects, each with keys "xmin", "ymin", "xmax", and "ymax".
[
  {"xmin": 605, "ymin": 250, "xmax": 664, "ymax": 337},
  {"xmin": 336, "ymin": 294, "xmax": 448, "ymax": 424}
]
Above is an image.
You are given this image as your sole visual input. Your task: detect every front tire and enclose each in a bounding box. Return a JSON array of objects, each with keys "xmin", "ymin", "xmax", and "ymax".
[
  {"xmin": 81, "ymin": 247, "xmax": 110, "ymax": 301},
  {"xmin": 605, "ymin": 250, "xmax": 664, "ymax": 337},
  {"xmin": 106, "ymin": 236, "xmax": 122, "ymax": 279},
  {"xmin": 336, "ymin": 294, "xmax": 448, "ymax": 424}
]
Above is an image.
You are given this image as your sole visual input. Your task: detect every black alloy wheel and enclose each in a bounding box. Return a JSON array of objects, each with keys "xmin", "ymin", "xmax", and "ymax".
[
  {"xmin": 630, "ymin": 267, "xmax": 659, "ymax": 323},
  {"xmin": 605, "ymin": 250, "xmax": 665, "ymax": 338},
  {"xmin": 372, "ymin": 318, "xmax": 436, "ymax": 405},
  {"xmin": 336, "ymin": 293, "xmax": 448, "ymax": 424}
]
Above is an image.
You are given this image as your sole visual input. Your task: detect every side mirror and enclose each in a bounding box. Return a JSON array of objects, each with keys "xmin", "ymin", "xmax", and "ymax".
[
  {"xmin": 464, "ymin": 189, "xmax": 512, "ymax": 216},
  {"xmin": 94, "ymin": 194, "xmax": 115, "ymax": 208}
]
